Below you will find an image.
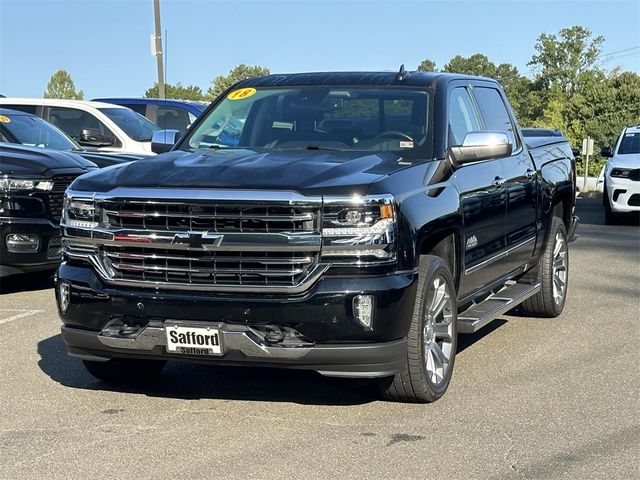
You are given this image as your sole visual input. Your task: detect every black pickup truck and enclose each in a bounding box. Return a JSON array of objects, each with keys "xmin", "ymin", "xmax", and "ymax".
[
  {"xmin": 56, "ymin": 71, "xmax": 578, "ymax": 402},
  {"xmin": 0, "ymin": 143, "xmax": 96, "ymax": 277}
]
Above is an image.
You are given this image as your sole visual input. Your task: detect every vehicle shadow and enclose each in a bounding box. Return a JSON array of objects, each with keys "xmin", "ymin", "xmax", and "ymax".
[
  {"xmin": 37, "ymin": 334, "xmax": 379, "ymax": 406},
  {"xmin": 576, "ymin": 193, "xmax": 640, "ymax": 227},
  {"xmin": 0, "ymin": 272, "xmax": 54, "ymax": 295},
  {"xmin": 457, "ymin": 319, "xmax": 507, "ymax": 353}
]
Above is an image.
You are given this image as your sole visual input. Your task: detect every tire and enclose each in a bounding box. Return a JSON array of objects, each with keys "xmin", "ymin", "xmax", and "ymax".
[
  {"xmin": 379, "ymin": 255, "xmax": 458, "ymax": 403},
  {"xmin": 604, "ymin": 191, "xmax": 617, "ymax": 225},
  {"xmin": 520, "ymin": 217, "xmax": 568, "ymax": 318},
  {"xmin": 82, "ymin": 358, "xmax": 166, "ymax": 385}
]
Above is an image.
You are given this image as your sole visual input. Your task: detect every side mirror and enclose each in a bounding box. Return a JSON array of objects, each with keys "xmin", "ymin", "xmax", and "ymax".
[
  {"xmin": 151, "ymin": 129, "xmax": 181, "ymax": 154},
  {"xmin": 78, "ymin": 128, "xmax": 115, "ymax": 147},
  {"xmin": 448, "ymin": 131, "xmax": 513, "ymax": 164},
  {"xmin": 571, "ymin": 147, "xmax": 581, "ymax": 157},
  {"xmin": 600, "ymin": 146, "xmax": 613, "ymax": 158}
]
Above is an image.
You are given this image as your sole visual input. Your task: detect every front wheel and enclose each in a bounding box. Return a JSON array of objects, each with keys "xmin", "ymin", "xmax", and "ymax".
[
  {"xmin": 379, "ymin": 255, "xmax": 457, "ymax": 403},
  {"xmin": 83, "ymin": 358, "xmax": 166, "ymax": 385}
]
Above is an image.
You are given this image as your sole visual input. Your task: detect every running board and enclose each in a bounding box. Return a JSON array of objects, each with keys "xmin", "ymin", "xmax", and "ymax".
[{"xmin": 457, "ymin": 282, "xmax": 541, "ymax": 334}]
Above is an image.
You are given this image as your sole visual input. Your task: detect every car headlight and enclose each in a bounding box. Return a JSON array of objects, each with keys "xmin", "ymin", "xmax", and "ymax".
[
  {"xmin": 0, "ymin": 176, "xmax": 54, "ymax": 192},
  {"xmin": 63, "ymin": 195, "xmax": 99, "ymax": 228},
  {"xmin": 322, "ymin": 194, "xmax": 396, "ymax": 264},
  {"xmin": 610, "ymin": 168, "xmax": 631, "ymax": 178}
]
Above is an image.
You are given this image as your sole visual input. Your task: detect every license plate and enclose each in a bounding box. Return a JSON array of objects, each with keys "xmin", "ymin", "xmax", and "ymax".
[{"xmin": 165, "ymin": 324, "xmax": 222, "ymax": 356}]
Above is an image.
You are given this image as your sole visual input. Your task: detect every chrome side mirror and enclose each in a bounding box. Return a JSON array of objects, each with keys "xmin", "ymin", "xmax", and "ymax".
[
  {"xmin": 151, "ymin": 129, "xmax": 180, "ymax": 154},
  {"xmin": 449, "ymin": 131, "xmax": 513, "ymax": 164}
]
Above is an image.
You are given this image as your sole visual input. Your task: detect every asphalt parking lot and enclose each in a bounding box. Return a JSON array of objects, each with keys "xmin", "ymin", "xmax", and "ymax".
[{"xmin": 0, "ymin": 195, "xmax": 638, "ymax": 480}]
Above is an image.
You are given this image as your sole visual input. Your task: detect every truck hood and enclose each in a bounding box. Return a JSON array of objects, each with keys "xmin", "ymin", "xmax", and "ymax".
[
  {"xmin": 76, "ymin": 150, "xmax": 150, "ymax": 168},
  {"xmin": 71, "ymin": 148, "xmax": 416, "ymax": 195},
  {"xmin": 0, "ymin": 144, "xmax": 96, "ymax": 176}
]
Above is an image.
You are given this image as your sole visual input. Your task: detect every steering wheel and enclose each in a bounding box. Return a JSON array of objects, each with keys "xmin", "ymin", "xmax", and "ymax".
[{"xmin": 373, "ymin": 131, "xmax": 414, "ymax": 142}]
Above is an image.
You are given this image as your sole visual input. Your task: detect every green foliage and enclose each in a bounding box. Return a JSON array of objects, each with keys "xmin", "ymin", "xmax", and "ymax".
[
  {"xmin": 44, "ymin": 69, "xmax": 83, "ymax": 100},
  {"xmin": 417, "ymin": 59, "xmax": 437, "ymax": 72},
  {"xmin": 206, "ymin": 65, "xmax": 270, "ymax": 101},
  {"xmin": 144, "ymin": 82, "xmax": 205, "ymax": 101}
]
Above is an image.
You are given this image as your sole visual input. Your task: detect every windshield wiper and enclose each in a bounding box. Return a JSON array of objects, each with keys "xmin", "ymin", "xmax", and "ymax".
[{"xmin": 305, "ymin": 145, "xmax": 343, "ymax": 151}]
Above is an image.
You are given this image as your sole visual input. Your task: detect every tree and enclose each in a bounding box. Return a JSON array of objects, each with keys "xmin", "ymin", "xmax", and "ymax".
[
  {"xmin": 528, "ymin": 25, "xmax": 605, "ymax": 98},
  {"xmin": 417, "ymin": 59, "xmax": 437, "ymax": 72},
  {"xmin": 144, "ymin": 82, "xmax": 205, "ymax": 100},
  {"xmin": 206, "ymin": 64, "xmax": 270, "ymax": 101},
  {"xmin": 44, "ymin": 69, "xmax": 83, "ymax": 99},
  {"xmin": 443, "ymin": 53, "xmax": 497, "ymax": 77}
]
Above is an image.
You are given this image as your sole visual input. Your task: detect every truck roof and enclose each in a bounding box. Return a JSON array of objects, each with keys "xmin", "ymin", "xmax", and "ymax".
[{"xmin": 235, "ymin": 71, "xmax": 499, "ymax": 89}]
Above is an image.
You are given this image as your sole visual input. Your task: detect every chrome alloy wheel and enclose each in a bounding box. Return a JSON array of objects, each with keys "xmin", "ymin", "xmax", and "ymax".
[
  {"xmin": 552, "ymin": 231, "xmax": 568, "ymax": 305},
  {"xmin": 423, "ymin": 275, "xmax": 454, "ymax": 386}
]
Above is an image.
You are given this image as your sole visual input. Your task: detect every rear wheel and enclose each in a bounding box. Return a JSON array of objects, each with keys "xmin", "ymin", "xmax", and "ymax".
[
  {"xmin": 520, "ymin": 217, "xmax": 568, "ymax": 317},
  {"xmin": 82, "ymin": 358, "xmax": 166, "ymax": 385},
  {"xmin": 379, "ymin": 255, "xmax": 457, "ymax": 403}
]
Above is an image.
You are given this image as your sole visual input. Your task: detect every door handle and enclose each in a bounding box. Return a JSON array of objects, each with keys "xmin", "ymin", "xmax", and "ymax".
[
  {"xmin": 525, "ymin": 168, "xmax": 537, "ymax": 179},
  {"xmin": 492, "ymin": 177, "xmax": 505, "ymax": 189}
]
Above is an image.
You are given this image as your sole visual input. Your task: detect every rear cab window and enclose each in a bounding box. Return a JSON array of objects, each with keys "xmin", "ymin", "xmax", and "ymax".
[{"xmin": 473, "ymin": 86, "xmax": 521, "ymax": 151}]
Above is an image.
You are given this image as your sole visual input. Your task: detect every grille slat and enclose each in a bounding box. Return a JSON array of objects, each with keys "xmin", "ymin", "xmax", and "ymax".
[
  {"xmin": 103, "ymin": 202, "xmax": 318, "ymax": 233},
  {"xmin": 49, "ymin": 175, "xmax": 78, "ymax": 221}
]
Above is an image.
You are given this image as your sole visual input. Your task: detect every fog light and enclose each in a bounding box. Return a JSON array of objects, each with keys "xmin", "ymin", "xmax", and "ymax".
[
  {"xmin": 58, "ymin": 282, "xmax": 71, "ymax": 314},
  {"xmin": 6, "ymin": 233, "xmax": 39, "ymax": 253},
  {"xmin": 353, "ymin": 295, "xmax": 375, "ymax": 328}
]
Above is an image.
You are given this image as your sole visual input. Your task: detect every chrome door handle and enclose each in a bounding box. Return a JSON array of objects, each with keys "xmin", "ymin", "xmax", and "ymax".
[
  {"xmin": 492, "ymin": 177, "xmax": 505, "ymax": 189},
  {"xmin": 525, "ymin": 169, "xmax": 537, "ymax": 178}
]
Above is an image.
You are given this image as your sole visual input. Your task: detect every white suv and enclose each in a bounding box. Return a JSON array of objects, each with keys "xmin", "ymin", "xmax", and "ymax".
[
  {"xmin": 0, "ymin": 98, "xmax": 159, "ymax": 155},
  {"xmin": 602, "ymin": 125, "xmax": 640, "ymax": 224}
]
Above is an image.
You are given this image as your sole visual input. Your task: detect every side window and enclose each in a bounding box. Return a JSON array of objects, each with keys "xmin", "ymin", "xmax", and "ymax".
[
  {"xmin": 122, "ymin": 104, "xmax": 147, "ymax": 116},
  {"xmin": 4, "ymin": 104, "xmax": 37, "ymax": 114},
  {"xmin": 473, "ymin": 87, "xmax": 520, "ymax": 150},
  {"xmin": 156, "ymin": 106, "xmax": 191, "ymax": 134},
  {"xmin": 47, "ymin": 107, "xmax": 115, "ymax": 142},
  {"xmin": 448, "ymin": 87, "xmax": 481, "ymax": 146}
]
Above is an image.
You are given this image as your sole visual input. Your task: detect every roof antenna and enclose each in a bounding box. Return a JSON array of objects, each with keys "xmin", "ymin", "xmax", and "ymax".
[{"xmin": 396, "ymin": 64, "xmax": 408, "ymax": 81}]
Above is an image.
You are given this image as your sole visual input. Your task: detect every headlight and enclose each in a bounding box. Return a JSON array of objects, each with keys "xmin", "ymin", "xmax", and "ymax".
[
  {"xmin": 63, "ymin": 195, "xmax": 99, "ymax": 228},
  {"xmin": 322, "ymin": 194, "xmax": 396, "ymax": 264},
  {"xmin": 610, "ymin": 168, "xmax": 631, "ymax": 178},
  {"xmin": 0, "ymin": 176, "xmax": 54, "ymax": 192}
]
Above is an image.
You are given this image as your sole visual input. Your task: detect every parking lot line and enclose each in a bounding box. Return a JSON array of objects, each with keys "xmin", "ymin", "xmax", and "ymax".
[{"xmin": 0, "ymin": 309, "xmax": 44, "ymax": 325}]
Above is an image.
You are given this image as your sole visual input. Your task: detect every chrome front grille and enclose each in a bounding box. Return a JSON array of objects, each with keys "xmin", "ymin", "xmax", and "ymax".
[
  {"xmin": 103, "ymin": 202, "xmax": 317, "ymax": 233},
  {"xmin": 63, "ymin": 189, "xmax": 326, "ymax": 293},
  {"xmin": 100, "ymin": 246, "xmax": 319, "ymax": 288}
]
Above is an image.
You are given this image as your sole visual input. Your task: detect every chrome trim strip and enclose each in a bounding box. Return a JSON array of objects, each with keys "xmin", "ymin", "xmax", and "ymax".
[
  {"xmin": 465, "ymin": 236, "xmax": 536, "ymax": 275},
  {"xmin": 63, "ymin": 229, "xmax": 322, "ymax": 252},
  {"xmin": 67, "ymin": 188, "xmax": 323, "ymax": 205},
  {"xmin": 89, "ymin": 262, "xmax": 329, "ymax": 294}
]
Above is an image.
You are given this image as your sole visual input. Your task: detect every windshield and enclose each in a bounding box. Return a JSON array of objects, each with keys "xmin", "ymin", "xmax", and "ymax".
[
  {"xmin": 184, "ymin": 87, "xmax": 430, "ymax": 155},
  {"xmin": 98, "ymin": 107, "xmax": 159, "ymax": 142},
  {"xmin": 618, "ymin": 132, "xmax": 640, "ymax": 155},
  {"xmin": 0, "ymin": 113, "xmax": 79, "ymax": 150}
]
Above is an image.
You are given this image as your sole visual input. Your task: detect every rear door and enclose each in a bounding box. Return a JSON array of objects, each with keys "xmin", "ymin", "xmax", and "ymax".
[
  {"xmin": 447, "ymin": 85, "xmax": 508, "ymax": 296},
  {"xmin": 473, "ymin": 85, "xmax": 538, "ymax": 273}
]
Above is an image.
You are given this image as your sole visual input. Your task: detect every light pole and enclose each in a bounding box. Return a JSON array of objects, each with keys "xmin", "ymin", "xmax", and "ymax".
[{"xmin": 152, "ymin": 0, "xmax": 165, "ymax": 99}]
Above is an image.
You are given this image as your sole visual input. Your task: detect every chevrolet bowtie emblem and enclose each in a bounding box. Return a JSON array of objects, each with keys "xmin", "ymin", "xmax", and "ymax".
[{"xmin": 171, "ymin": 232, "xmax": 223, "ymax": 250}]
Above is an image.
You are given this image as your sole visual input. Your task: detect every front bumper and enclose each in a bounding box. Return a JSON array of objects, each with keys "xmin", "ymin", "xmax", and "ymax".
[
  {"xmin": 606, "ymin": 177, "xmax": 640, "ymax": 213},
  {"xmin": 56, "ymin": 262, "xmax": 417, "ymax": 377},
  {"xmin": 0, "ymin": 217, "xmax": 61, "ymax": 277}
]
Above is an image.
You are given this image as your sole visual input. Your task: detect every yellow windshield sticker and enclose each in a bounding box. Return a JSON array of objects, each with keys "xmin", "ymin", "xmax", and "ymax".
[
  {"xmin": 227, "ymin": 88, "xmax": 257, "ymax": 100},
  {"xmin": 0, "ymin": 115, "xmax": 10, "ymax": 123}
]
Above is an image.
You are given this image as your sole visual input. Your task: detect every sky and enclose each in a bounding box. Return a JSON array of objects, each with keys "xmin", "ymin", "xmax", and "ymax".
[{"xmin": 0, "ymin": 0, "xmax": 639, "ymax": 99}]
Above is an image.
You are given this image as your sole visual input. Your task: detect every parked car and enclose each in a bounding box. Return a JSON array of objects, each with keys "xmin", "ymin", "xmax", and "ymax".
[
  {"xmin": 93, "ymin": 98, "xmax": 207, "ymax": 136},
  {"xmin": 0, "ymin": 108, "xmax": 148, "ymax": 168},
  {"xmin": 601, "ymin": 125, "xmax": 640, "ymax": 224},
  {"xmin": 0, "ymin": 143, "xmax": 96, "ymax": 277},
  {"xmin": 56, "ymin": 71, "xmax": 578, "ymax": 403},
  {"xmin": 0, "ymin": 98, "xmax": 159, "ymax": 155}
]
